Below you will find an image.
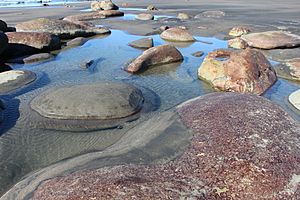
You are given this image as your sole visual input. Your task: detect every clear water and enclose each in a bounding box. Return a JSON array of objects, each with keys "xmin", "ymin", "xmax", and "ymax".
[
  {"xmin": 0, "ymin": 30, "xmax": 299, "ymax": 196},
  {"xmin": 0, "ymin": 0, "xmax": 80, "ymax": 8}
]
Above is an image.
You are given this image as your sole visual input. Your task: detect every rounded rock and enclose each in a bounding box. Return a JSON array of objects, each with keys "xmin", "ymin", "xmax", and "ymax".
[
  {"xmin": 160, "ymin": 27, "xmax": 195, "ymax": 42},
  {"xmin": 135, "ymin": 13, "xmax": 154, "ymax": 20},
  {"xmin": 289, "ymin": 89, "xmax": 300, "ymax": 111},
  {"xmin": 0, "ymin": 70, "xmax": 36, "ymax": 93},
  {"xmin": 229, "ymin": 26, "xmax": 250, "ymax": 37}
]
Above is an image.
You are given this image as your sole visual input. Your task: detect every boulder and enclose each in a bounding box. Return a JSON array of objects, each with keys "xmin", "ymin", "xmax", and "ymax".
[
  {"xmin": 160, "ymin": 27, "xmax": 195, "ymax": 42},
  {"xmin": 66, "ymin": 37, "xmax": 88, "ymax": 47},
  {"xmin": 128, "ymin": 38, "xmax": 153, "ymax": 49},
  {"xmin": 289, "ymin": 89, "xmax": 300, "ymax": 111},
  {"xmin": 241, "ymin": 31, "xmax": 300, "ymax": 49},
  {"xmin": 0, "ymin": 70, "xmax": 36, "ymax": 93},
  {"xmin": 198, "ymin": 49, "xmax": 277, "ymax": 95},
  {"xmin": 229, "ymin": 26, "xmax": 250, "ymax": 37},
  {"xmin": 177, "ymin": 13, "xmax": 190, "ymax": 20},
  {"xmin": 0, "ymin": 20, "xmax": 8, "ymax": 32},
  {"xmin": 63, "ymin": 10, "xmax": 124, "ymax": 22},
  {"xmin": 228, "ymin": 37, "xmax": 248, "ymax": 49},
  {"xmin": 125, "ymin": 44, "xmax": 183, "ymax": 73},
  {"xmin": 6, "ymin": 32, "xmax": 61, "ymax": 51},
  {"xmin": 15, "ymin": 18, "xmax": 110, "ymax": 39},
  {"xmin": 192, "ymin": 51, "xmax": 204, "ymax": 57},
  {"xmin": 32, "ymin": 93, "xmax": 300, "ymax": 200},
  {"xmin": 147, "ymin": 4, "xmax": 158, "ymax": 11},
  {"xmin": 135, "ymin": 13, "xmax": 154, "ymax": 20},
  {"xmin": 91, "ymin": 0, "xmax": 119, "ymax": 11},
  {"xmin": 0, "ymin": 32, "xmax": 8, "ymax": 56},
  {"xmin": 284, "ymin": 58, "xmax": 300, "ymax": 80}
]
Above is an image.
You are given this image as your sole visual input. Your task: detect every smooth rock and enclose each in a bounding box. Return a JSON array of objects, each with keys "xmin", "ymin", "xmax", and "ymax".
[
  {"xmin": 192, "ymin": 51, "xmax": 204, "ymax": 57},
  {"xmin": 0, "ymin": 32, "xmax": 8, "ymax": 56},
  {"xmin": 0, "ymin": 70, "xmax": 36, "ymax": 93},
  {"xmin": 289, "ymin": 89, "xmax": 300, "ymax": 111},
  {"xmin": 6, "ymin": 32, "xmax": 61, "ymax": 51},
  {"xmin": 177, "ymin": 13, "xmax": 190, "ymax": 20},
  {"xmin": 32, "ymin": 93, "xmax": 300, "ymax": 200},
  {"xmin": 23, "ymin": 53, "xmax": 54, "ymax": 63},
  {"xmin": 160, "ymin": 27, "xmax": 195, "ymax": 42},
  {"xmin": 0, "ymin": 20, "xmax": 7, "ymax": 32},
  {"xmin": 228, "ymin": 37, "xmax": 248, "ymax": 49},
  {"xmin": 91, "ymin": 0, "xmax": 119, "ymax": 11},
  {"xmin": 63, "ymin": 10, "xmax": 124, "ymax": 22},
  {"xmin": 30, "ymin": 83, "xmax": 144, "ymax": 120},
  {"xmin": 241, "ymin": 31, "xmax": 300, "ymax": 49},
  {"xmin": 16, "ymin": 18, "xmax": 110, "ymax": 39},
  {"xmin": 135, "ymin": 13, "xmax": 154, "ymax": 20},
  {"xmin": 198, "ymin": 48, "xmax": 277, "ymax": 95},
  {"xmin": 275, "ymin": 58, "xmax": 300, "ymax": 81},
  {"xmin": 195, "ymin": 10, "xmax": 225, "ymax": 18},
  {"xmin": 66, "ymin": 37, "xmax": 88, "ymax": 47},
  {"xmin": 229, "ymin": 26, "xmax": 250, "ymax": 37},
  {"xmin": 128, "ymin": 38, "xmax": 153, "ymax": 49},
  {"xmin": 125, "ymin": 44, "xmax": 183, "ymax": 73},
  {"xmin": 147, "ymin": 4, "xmax": 158, "ymax": 11}
]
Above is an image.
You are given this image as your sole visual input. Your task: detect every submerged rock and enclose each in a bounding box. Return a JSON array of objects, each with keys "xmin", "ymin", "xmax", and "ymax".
[
  {"xmin": 91, "ymin": 0, "xmax": 119, "ymax": 11},
  {"xmin": 198, "ymin": 49, "xmax": 277, "ymax": 95},
  {"xmin": 15, "ymin": 18, "xmax": 110, "ymax": 39},
  {"xmin": 229, "ymin": 26, "xmax": 250, "ymax": 37},
  {"xmin": 128, "ymin": 38, "xmax": 153, "ymax": 49},
  {"xmin": 160, "ymin": 27, "xmax": 195, "ymax": 42},
  {"xmin": 135, "ymin": 13, "xmax": 154, "ymax": 20},
  {"xmin": 0, "ymin": 70, "xmax": 36, "ymax": 93},
  {"xmin": 289, "ymin": 89, "xmax": 300, "ymax": 111},
  {"xmin": 275, "ymin": 58, "xmax": 300, "ymax": 81},
  {"xmin": 63, "ymin": 10, "xmax": 124, "ymax": 22},
  {"xmin": 23, "ymin": 53, "xmax": 54, "ymax": 64},
  {"xmin": 241, "ymin": 31, "xmax": 300, "ymax": 49},
  {"xmin": 0, "ymin": 32, "xmax": 8, "ymax": 56},
  {"xmin": 192, "ymin": 51, "xmax": 204, "ymax": 57},
  {"xmin": 32, "ymin": 93, "xmax": 300, "ymax": 200},
  {"xmin": 31, "ymin": 83, "xmax": 143, "ymax": 120},
  {"xmin": 6, "ymin": 32, "xmax": 61, "ymax": 51},
  {"xmin": 125, "ymin": 44, "xmax": 183, "ymax": 73}
]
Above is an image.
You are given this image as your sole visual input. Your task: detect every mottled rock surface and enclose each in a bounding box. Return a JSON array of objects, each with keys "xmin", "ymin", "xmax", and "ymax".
[
  {"xmin": 128, "ymin": 38, "xmax": 153, "ymax": 49},
  {"xmin": 63, "ymin": 10, "xmax": 124, "ymax": 22},
  {"xmin": 160, "ymin": 27, "xmax": 195, "ymax": 42},
  {"xmin": 0, "ymin": 70, "xmax": 36, "ymax": 93},
  {"xmin": 6, "ymin": 32, "xmax": 61, "ymax": 51},
  {"xmin": 32, "ymin": 93, "xmax": 300, "ymax": 200},
  {"xmin": 228, "ymin": 37, "xmax": 248, "ymax": 49},
  {"xmin": 198, "ymin": 49, "xmax": 277, "ymax": 95},
  {"xmin": 289, "ymin": 89, "xmax": 300, "ymax": 111},
  {"xmin": 241, "ymin": 31, "xmax": 300, "ymax": 49},
  {"xmin": 16, "ymin": 18, "xmax": 110, "ymax": 39},
  {"xmin": 125, "ymin": 44, "xmax": 183, "ymax": 73},
  {"xmin": 135, "ymin": 13, "xmax": 154, "ymax": 20},
  {"xmin": 229, "ymin": 26, "xmax": 250, "ymax": 37}
]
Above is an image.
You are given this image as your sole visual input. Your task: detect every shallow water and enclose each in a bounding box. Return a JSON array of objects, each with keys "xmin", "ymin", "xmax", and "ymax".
[
  {"xmin": 0, "ymin": 0, "xmax": 80, "ymax": 8},
  {"xmin": 0, "ymin": 30, "xmax": 299, "ymax": 196}
]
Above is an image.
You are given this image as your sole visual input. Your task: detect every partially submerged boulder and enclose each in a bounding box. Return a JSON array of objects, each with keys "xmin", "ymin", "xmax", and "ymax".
[
  {"xmin": 125, "ymin": 44, "xmax": 183, "ymax": 73},
  {"xmin": 229, "ymin": 26, "xmax": 250, "ymax": 37},
  {"xmin": 0, "ymin": 70, "xmax": 36, "ymax": 93},
  {"xmin": 198, "ymin": 49, "xmax": 277, "ymax": 95},
  {"xmin": 128, "ymin": 38, "xmax": 153, "ymax": 49},
  {"xmin": 241, "ymin": 31, "xmax": 300, "ymax": 49},
  {"xmin": 63, "ymin": 10, "xmax": 124, "ymax": 22},
  {"xmin": 23, "ymin": 53, "xmax": 54, "ymax": 64},
  {"xmin": 16, "ymin": 18, "xmax": 110, "ymax": 39},
  {"xmin": 32, "ymin": 92, "xmax": 300, "ymax": 200},
  {"xmin": 160, "ymin": 27, "xmax": 195, "ymax": 42},
  {"xmin": 289, "ymin": 89, "xmax": 300, "ymax": 111},
  {"xmin": 135, "ymin": 13, "xmax": 154, "ymax": 20},
  {"xmin": 6, "ymin": 32, "xmax": 61, "ymax": 51},
  {"xmin": 91, "ymin": 0, "xmax": 119, "ymax": 11}
]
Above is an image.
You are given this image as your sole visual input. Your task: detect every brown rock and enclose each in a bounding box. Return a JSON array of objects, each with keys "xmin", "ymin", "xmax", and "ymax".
[
  {"xmin": 128, "ymin": 38, "xmax": 153, "ymax": 49},
  {"xmin": 125, "ymin": 44, "xmax": 183, "ymax": 73},
  {"xmin": 228, "ymin": 37, "xmax": 248, "ymax": 49},
  {"xmin": 198, "ymin": 49, "xmax": 277, "ymax": 95},
  {"xmin": 160, "ymin": 27, "xmax": 195, "ymax": 42},
  {"xmin": 6, "ymin": 32, "xmax": 61, "ymax": 51},
  {"xmin": 15, "ymin": 18, "xmax": 110, "ymax": 39},
  {"xmin": 241, "ymin": 31, "xmax": 300, "ymax": 49},
  {"xmin": 91, "ymin": 0, "xmax": 119, "ymax": 11},
  {"xmin": 63, "ymin": 10, "xmax": 124, "ymax": 22},
  {"xmin": 229, "ymin": 26, "xmax": 250, "ymax": 37},
  {"xmin": 135, "ymin": 13, "xmax": 154, "ymax": 20},
  {"xmin": 32, "ymin": 93, "xmax": 300, "ymax": 200}
]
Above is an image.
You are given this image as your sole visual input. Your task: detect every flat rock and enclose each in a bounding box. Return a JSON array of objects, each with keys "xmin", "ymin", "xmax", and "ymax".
[
  {"xmin": 275, "ymin": 58, "xmax": 300, "ymax": 81},
  {"xmin": 6, "ymin": 32, "xmax": 61, "ymax": 51},
  {"xmin": 91, "ymin": 0, "xmax": 119, "ymax": 11},
  {"xmin": 0, "ymin": 70, "xmax": 36, "ymax": 93},
  {"xmin": 241, "ymin": 31, "xmax": 300, "ymax": 49},
  {"xmin": 195, "ymin": 10, "xmax": 225, "ymax": 18},
  {"xmin": 160, "ymin": 27, "xmax": 195, "ymax": 42},
  {"xmin": 0, "ymin": 32, "xmax": 8, "ymax": 56},
  {"xmin": 23, "ymin": 53, "xmax": 54, "ymax": 63},
  {"xmin": 128, "ymin": 37, "xmax": 153, "ymax": 49},
  {"xmin": 198, "ymin": 48, "xmax": 277, "ymax": 95},
  {"xmin": 289, "ymin": 89, "xmax": 300, "ymax": 111},
  {"xmin": 66, "ymin": 37, "xmax": 88, "ymax": 47},
  {"xmin": 229, "ymin": 26, "xmax": 250, "ymax": 37},
  {"xmin": 125, "ymin": 44, "xmax": 183, "ymax": 73},
  {"xmin": 32, "ymin": 93, "xmax": 300, "ymax": 200},
  {"xmin": 135, "ymin": 13, "xmax": 154, "ymax": 20},
  {"xmin": 30, "ymin": 83, "xmax": 144, "ymax": 120},
  {"xmin": 16, "ymin": 18, "xmax": 110, "ymax": 39},
  {"xmin": 63, "ymin": 10, "xmax": 124, "ymax": 22}
]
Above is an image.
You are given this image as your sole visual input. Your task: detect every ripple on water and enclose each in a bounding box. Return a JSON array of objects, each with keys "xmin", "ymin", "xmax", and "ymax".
[{"xmin": 0, "ymin": 30, "xmax": 299, "ymax": 196}]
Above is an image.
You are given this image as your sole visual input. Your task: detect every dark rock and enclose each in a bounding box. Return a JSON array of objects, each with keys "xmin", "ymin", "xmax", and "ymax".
[
  {"xmin": 0, "ymin": 20, "xmax": 8, "ymax": 32},
  {"xmin": 0, "ymin": 32, "xmax": 8, "ymax": 56},
  {"xmin": 80, "ymin": 59, "xmax": 94, "ymax": 69},
  {"xmin": 128, "ymin": 38, "xmax": 153, "ymax": 49},
  {"xmin": 0, "ymin": 63, "xmax": 12, "ymax": 73},
  {"xmin": 125, "ymin": 44, "xmax": 184, "ymax": 73}
]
